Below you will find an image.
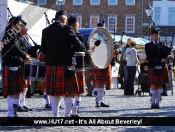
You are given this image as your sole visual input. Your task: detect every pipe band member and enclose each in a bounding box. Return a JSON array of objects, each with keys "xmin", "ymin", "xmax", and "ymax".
[
  {"xmin": 41, "ymin": 10, "xmax": 85, "ymax": 117},
  {"xmin": 2, "ymin": 17, "xmax": 30, "ymax": 117},
  {"xmin": 145, "ymin": 29, "xmax": 169, "ymax": 109}
]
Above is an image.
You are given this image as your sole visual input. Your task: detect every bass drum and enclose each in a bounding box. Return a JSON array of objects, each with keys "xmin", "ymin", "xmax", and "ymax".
[{"xmin": 79, "ymin": 28, "xmax": 114, "ymax": 69}]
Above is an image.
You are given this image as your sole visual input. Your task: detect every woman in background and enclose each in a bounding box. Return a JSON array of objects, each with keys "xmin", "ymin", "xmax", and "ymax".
[{"xmin": 123, "ymin": 41, "xmax": 139, "ymax": 95}]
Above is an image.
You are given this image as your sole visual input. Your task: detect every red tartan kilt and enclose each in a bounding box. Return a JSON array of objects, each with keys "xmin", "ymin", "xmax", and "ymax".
[
  {"xmin": 90, "ymin": 65, "xmax": 111, "ymax": 82},
  {"xmin": 3, "ymin": 66, "xmax": 23, "ymax": 96},
  {"xmin": 45, "ymin": 66, "xmax": 79, "ymax": 96},
  {"xmin": 74, "ymin": 71, "xmax": 86, "ymax": 94},
  {"xmin": 147, "ymin": 66, "xmax": 169, "ymax": 85}
]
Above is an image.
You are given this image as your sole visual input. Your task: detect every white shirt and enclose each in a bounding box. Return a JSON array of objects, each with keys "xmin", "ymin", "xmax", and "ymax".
[{"xmin": 123, "ymin": 47, "xmax": 139, "ymax": 66}]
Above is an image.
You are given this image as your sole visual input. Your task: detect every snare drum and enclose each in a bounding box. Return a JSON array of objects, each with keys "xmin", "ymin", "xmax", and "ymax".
[
  {"xmin": 29, "ymin": 61, "xmax": 46, "ymax": 81},
  {"xmin": 79, "ymin": 28, "xmax": 114, "ymax": 69},
  {"xmin": 24, "ymin": 61, "xmax": 46, "ymax": 81},
  {"xmin": 24, "ymin": 62, "xmax": 32, "ymax": 79},
  {"xmin": 75, "ymin": 52, "xmax": 85, "ymax": 72}
]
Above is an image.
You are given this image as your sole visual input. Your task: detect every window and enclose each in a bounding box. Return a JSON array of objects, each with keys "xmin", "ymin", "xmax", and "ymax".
[
  {"xmin": 73, "ymin": 0, "xmax": 82, "ymax": 5},
  {"xmin": 90, "ymin": 16, "xmax": 99, "ymax": 28},
  {"xmin": 108, "ymin": 17, "xmax": 117, "ymax": 32},
  {"xmin": 108, "ymin": 0, "xmax": 118, "ymax": 5},
  {"xmin": 19, "ymin": 0, "xmax": 28, "ymax": 2},
  {"xmin": 125, "ymin": 17, "xmax": 135, "ymax": 33},
  {"xmin": 56, "ymin": 0, "xmax": 65, "ymax": 6},
  {"xmin": 168, "ymin": 7, "xmax": 175, "ymax": 25},
  {"xmin": 154, "ymin": 7, "xmax": 161, "ymax": 25},
  {"xmin": 126, "ymin": 0, "xmax": 135, "ymax": 5},
  {"xmin": 77, "ymin": 16, "xmax": 82, "ymax": 28},
  {"xmin": 91, "ymin": 0, "xmax": 100, "ymax": 5},
  {"xmin": 38, "ymin": 0, "xmax": 46, "ymax": 5}
]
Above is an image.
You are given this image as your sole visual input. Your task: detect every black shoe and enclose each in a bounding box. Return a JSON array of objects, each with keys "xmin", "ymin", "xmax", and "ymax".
[
  {"xmin": 45, "ymin": 104, "xmax": 51, "ymax": 109},
  {"xmin": 154, "ymin": 103, "xmax": 160, "ymax": 109},
  {"xmin": 128, "ymin": 93, "xmax": 135, "ymax": 96},
  {"xmin": 23, "ymin": 106, "xmax": 33, "ymax": 111},
  {"xmin": 16, "ymin": 106, "xmax": 29, "ymax": 112},
  {"xmin": 162, "ymin": 93, "xmax": 168, "ymax": 96},
  {"xmin": 86, "ymin": 93, "xmax": 93, "ymax": 96},
  {"xmin": 95, "ymin": 103, "xmax": 101, "ymax": 107},
  {"xmin": 151, "ymin": 103, "xmax": 160, "ymax": 109},
  {"xmin": 101, "ymin": 102, "xmax": 110, "ymax": 107},
  {"xmin": 151, "ymin": 103, "xmax": 156, "ymax": 109},
  {"xmin": 70, "ymin": 114, "xmax": 81, "ymax": 117},
  {"xmin": 26, "ymin": 95, "xmax": 31, "ymax": 98}
]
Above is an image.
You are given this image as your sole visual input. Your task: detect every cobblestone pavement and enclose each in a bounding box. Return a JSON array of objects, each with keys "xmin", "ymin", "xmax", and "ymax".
[{"xmin": 0, "ymin": 86, "xmax": 175, "ymax": 131}]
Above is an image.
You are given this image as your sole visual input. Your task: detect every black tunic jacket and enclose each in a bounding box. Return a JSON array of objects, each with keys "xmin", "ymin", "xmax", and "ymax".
[
  {"xmin": 145, "ymin": 41, "xmax": 166, "ymax": 68},
  {"xmin": 41, "ymin": 23, "xmax": 84, "ymax": 66},
  {"xmin": 2, "ymin": 29, "xmax": 27, "ymax": 67}
]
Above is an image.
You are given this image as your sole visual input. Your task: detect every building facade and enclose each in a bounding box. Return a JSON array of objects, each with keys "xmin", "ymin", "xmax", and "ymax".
[
  {"xmin": 16, "ymin": 0, "xmax": 175, "ymax": 41},
  {"xmin": 142, "ymin": 0, "xmax": 175, "ymax": 42}
]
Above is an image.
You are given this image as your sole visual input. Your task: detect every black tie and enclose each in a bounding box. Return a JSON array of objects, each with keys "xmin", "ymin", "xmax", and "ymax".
[{"xmin": 155, "ymin": 41, "xmax": 159, "ymax": 48}]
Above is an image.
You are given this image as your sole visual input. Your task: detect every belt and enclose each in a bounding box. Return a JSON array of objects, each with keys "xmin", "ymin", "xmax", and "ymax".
[
  {"xmin": 9, "ymin": 67, "xmax": 19, "ymax": 71},
  {"xmin": 67, "ymin": 65, "xmax": 75, "ymax": 70}
]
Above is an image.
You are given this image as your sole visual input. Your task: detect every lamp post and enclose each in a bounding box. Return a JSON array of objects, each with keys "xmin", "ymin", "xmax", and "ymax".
[
  {"xmin": 145, "ymin": 2, "xmax": 153, "ymax": 41},
  {"xmin": 57, "ymin": 0, "xmax": 65, "ymax": 10}
]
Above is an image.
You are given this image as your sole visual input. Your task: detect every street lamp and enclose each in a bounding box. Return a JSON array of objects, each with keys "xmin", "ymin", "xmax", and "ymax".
[
  {"xmin": 57, "ymin": 0, "xmax": 65, "ymax": 10},
  {"xmin": 145, "ymin": 2, "xmax": 153, "ymax": 41}
]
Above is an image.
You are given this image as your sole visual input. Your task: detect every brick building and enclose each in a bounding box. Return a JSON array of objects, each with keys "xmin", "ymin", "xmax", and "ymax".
[{"xmin": 17, "ymin": 0, "xmax": 175, "ymax": 41}]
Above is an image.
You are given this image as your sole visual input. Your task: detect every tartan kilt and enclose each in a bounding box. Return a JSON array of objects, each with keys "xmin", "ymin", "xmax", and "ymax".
[
  {"xmin": 74, "ymin": 71, "xmax": 86, "ymax": 94},
  {"xmin": 45, "ymin": 66, "xmax": 79, "ymax": 96},
  {"xmin": 90, "ymin": 65, "xmax": 111, "ymax": 82},
  {"xmin": 3, "ymin": 66, "xmax": 23, "ymax": 96},
  {"xmin": 147, "ymin": 66, "xmax": 169, "ymax": 85}
]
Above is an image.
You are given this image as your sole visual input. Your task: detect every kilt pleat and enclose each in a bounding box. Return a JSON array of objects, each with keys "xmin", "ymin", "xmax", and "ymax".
[
  {"xmin": 45, "ymin": 66, "xmax": 79, "ymax": 96},
  {"xmin": 74, "ymin": 71, "xmax": 86, "ymax": 94},
  {"xmin": 147, "ymin": 66, "xmax": 169, "ymax": 85},
  {"xmin": 90, "ymin": 65, "xmax": 111, "ymax": 82},
  {"xmin": 3, "ymin": 66, "xmax": 23, "ymax": 96}
]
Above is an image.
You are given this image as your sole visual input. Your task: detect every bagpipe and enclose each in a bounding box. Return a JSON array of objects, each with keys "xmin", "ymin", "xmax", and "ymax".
[
  {"xmin": 159, "ymin": 29, "xmax": 174, "ymax": 70},
  {"xmin": 119, "ymin": 31, "xmax": 125, "ymax": 45},
  {"xmin": 6, "ymin": 7, "xmax": 41, "ymax": 59},
  {"xmin": 152, "ymin": 18, "xmax": 175, "ymax": 70},
  {"xmin": 113, "ymin": 27, "xmax": 120, "ymax": 50},
  {"xmin": 166, "ymin": 32, "xmax": 174, "ymax": 70}
]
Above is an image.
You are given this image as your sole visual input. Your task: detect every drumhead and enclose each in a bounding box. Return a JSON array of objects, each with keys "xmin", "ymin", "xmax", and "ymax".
[{"xmin": 88, "ymin": 27, "xmax": 114, "ymax": 69}]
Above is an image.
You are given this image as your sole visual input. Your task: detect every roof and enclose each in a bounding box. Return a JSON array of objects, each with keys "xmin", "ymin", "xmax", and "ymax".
[
  {"xmin": 111, "ymin": 34, "xmax": 150, "ymax": 45},
  {"xmin": 8, "ymin": 0, "xmax": 57, "ymax": 45}
]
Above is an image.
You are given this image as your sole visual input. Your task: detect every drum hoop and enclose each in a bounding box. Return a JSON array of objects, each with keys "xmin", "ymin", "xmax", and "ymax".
[
  {"xmin": 88, "ymin": 27, "xmax": 114, "ymax": 69},
  {"xmin": 75, "ymin": 52, "xmax": 85, "ymax": 56}
]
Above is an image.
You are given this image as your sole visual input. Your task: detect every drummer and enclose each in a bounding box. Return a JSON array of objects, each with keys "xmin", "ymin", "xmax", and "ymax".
[
  {"xmin": 2, "ymin": 17, "xmax": 30, "ymax": 117},
  {"xmin": 17, "ymin": 20, "xmax": 33, "ymax": 112},
  {"xmin": 67, "ymin": 14, "xmax": 98, "ymax": 116},
  {"xmin": 41, "ymin": 9, "xmax": 86, "ymax": 117},
  {"xmin": 90, "ymin": 22, "xmax": 119, "ymax": 107}
]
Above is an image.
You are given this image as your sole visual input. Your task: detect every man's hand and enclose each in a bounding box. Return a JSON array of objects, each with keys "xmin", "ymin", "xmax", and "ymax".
[
  {"xmin": 167, "ymin": 55, "xmax": 172, "ymax": 60},
  {"xmin": 90, "ymin": 45, "xmax": 96, "ymax": 52},
  {"xmin": 0, "ymin": 42, "xmax": 3, "ymax": 49},
  {"xmin": 25, "ymin": 54, "xmax": 30, "ymax": 61},
  {"xmin": 114, "ymin": 49, "xmax": 119, "ymax": 55},
  {"xmin": 161, "ymin": 58, "xmax": 168, "ymax": 63}
]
